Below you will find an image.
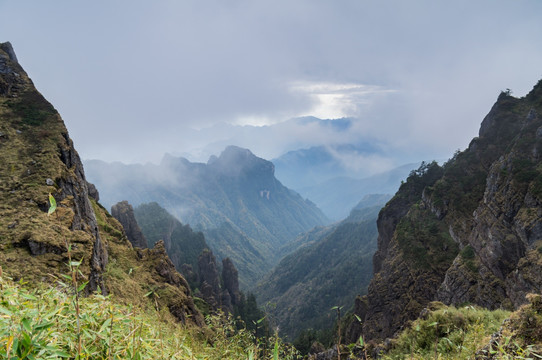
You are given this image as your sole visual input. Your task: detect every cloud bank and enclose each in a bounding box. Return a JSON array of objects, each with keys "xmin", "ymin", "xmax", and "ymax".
[{"xmin": 0, "ymin": 0, "xmax": 541, "ymax": 166}]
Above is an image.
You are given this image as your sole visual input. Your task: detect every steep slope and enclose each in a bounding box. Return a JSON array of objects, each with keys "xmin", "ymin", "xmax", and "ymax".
[
  {"xmin": 133, "ymin": 202, "xmax": 208, "ymax": 280},
  {"xmin": 256, "ymin": 194, "xmax": 390, "ymax": 340},
  {"xmin": 85, "ymin": 146, "xmax": 329, "ymax": 287},
  {"xmin": 0, "ymin": 42, "xmax": 202, "ymax": 327},
  {"xmin": 352, "ymin": 81, "xmax": 542, "ymax": 343},
  {"xmin": 111, "ymin": 200, "xmax": 148, "ymax": 248}
]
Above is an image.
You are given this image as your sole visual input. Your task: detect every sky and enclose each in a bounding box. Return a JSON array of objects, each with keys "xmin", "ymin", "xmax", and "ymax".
[{"xmin": 1, "ymin": 0, "xmax": 542, "ymax": 172}]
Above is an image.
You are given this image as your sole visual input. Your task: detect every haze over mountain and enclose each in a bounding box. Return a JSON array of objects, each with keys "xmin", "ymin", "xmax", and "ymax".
[
  {"xmin": 272, "ymin": 142, "xmax": 418, "ymax": 219},
  {"xmin": 2, "ymin": 1, "xmax": 541, "ymax": 169},
  {"xmin": 84, "ymin": 146, "xmax": 329, "ymax": 288}
]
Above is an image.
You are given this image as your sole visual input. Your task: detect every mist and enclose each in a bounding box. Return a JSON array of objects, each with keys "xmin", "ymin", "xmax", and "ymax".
[{"xmin": 1, "ymin": 0, "xmax": 541, "ymax": 168}]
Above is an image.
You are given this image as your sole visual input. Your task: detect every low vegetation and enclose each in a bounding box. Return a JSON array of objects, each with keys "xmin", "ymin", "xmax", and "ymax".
[
  {"xmin": 380, "ymin": 299, "xmax": 542, "ymax": 360},
  {"xmin": 0, "ymin": 272, "xmax": 299, "ymax": 359}
]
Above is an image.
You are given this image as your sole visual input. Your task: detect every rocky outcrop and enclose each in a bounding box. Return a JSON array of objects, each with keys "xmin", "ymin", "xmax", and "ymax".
[
  {"xmin": 86, "ymin": 181, "xmax": 100, "ymax": 202},
  {"xmin": 56, "ymin": 132, "xmax": 108, "ymax": 293},
  {"xmin": 133, "ymin": 202, "xmax": 208, "ymax": 278},
  {"xmin": 222, "ymin": 257, "xmax": 241, "ymax": 306},
  {"xmin": 345, "ymin": 296, "xmax": 368, "ymax": 345},
  {"xmin": 198, "ymin": 249, "xmax": 221, "ymax": 311},
  {"xmin": 0, "ymin": 42, "xmax": 107, "ymax": 293},
  {"xmin": 354, "ymin": 80, "xmax": 542, "ymax": 344},
  {"xmin": 111, "ymin": 200, "xmax": 148, "ymax": 248},
  {"xmin": 0, "ymin": 42, "xmax": 23, "ymax": 97},
  {"xmin": 0, "ymin": 42, "xmax": 205, "ymax": 328},
  {"xmin": 137, "ymin": 240, "xmax": 204, "ymax": 326}
]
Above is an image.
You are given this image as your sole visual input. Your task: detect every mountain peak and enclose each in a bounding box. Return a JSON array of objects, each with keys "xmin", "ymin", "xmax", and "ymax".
[
  {"xmin": 0, "ymin": 42, "xmax": 18, "ymax": 64},
  {"xmin": 210, "ymin": 145, "xmax": 275, "ymax": 177}
]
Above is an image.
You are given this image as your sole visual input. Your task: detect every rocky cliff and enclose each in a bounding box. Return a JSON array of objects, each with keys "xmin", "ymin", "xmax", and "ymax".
[
  {"xmin": 111, "ymin": 200, "xmax": 148, "ymax": 248},
  {"xmin": 0, "ymin": 41, "xmax": 107, "ymax": 292},
  {"xmin": 353, "ymin": 81, "xmax": 542, "ymax": 343},
  {"xmin": 0, "ymin": 42, "xmax": 202, "ymax": 327}
]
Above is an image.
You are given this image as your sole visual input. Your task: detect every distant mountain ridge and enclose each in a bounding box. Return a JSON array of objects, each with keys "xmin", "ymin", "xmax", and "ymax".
[
  {"xmin": 273, "ymin": 144, "xmax": 417, "ymax": 220},
  {"xmin": 255, "ymin": 194, "xmax": 390, "ymax": 340},
  {"xmin": 84, "ymin": 146, "xmax": 329, "ymax": 287}
]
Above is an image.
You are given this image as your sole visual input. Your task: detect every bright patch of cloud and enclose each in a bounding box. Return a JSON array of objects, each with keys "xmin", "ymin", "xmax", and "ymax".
[{"xmin": 288, "ymin": 81, "xmax": 396, "ymax": 119}]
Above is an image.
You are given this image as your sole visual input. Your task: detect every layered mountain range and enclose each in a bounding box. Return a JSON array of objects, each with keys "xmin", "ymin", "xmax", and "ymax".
[
  {"xmin": 273, "ymin": 144, "xmax": 416, "ymax": 220},
  {"xmin": 347, "ymin": 81, "xmax": 542, "ymax": 344},
  {"xmin": 85, "ymin": 147, "xmax": 329, "ymax": 287}
]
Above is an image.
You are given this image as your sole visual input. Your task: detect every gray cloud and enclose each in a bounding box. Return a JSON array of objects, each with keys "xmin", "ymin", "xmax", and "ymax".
[{"xmin": 1, "ymin": 0, "xmax": 541, "ymax": 165}]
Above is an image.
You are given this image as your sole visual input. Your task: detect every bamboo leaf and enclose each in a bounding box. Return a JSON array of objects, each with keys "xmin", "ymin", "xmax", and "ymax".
[
  {"xmin": 21, "ymin": 317, "xmax": 32, "ymax": 332},
  {"xmin": 100, "ymin": 318, "xmax": 112, "ymax": 333},
  {"xmin": 21, "ymin": 293, "xmax": 38, "ymax": 301},
  {"xmin": 47, "ymin": 193, "xmax": 57, "ymax": 216},
  {"xmin": 0, "ymin": 306, "xmax": 13, "ymax": 316},
  {"xmin": 78, "ymin": 281, "xmax": 88, "ymax": 293}
]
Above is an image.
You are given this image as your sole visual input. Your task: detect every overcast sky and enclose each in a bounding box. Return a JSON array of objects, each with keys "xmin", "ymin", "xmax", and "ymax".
[{"xmin": 1, "ymin": 0, "xmax": 542, "ymax": 169}]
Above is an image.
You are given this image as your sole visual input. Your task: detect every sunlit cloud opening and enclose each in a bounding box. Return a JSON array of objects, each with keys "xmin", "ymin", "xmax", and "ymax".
[{"xmin": 289, "ymin": 81, "xmax": 397, "ymax": 119}]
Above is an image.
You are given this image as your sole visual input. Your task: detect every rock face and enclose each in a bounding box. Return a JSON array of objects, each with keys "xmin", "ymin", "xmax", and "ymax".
[
  {"xmin": 222, "ymin": 257, "xmax": 241, "ymax": 306},
  {"xmin": 0, "ymin": 42, "xmax": 204, "ymax": 327},
  {"xmin": 0, "ymin": 42, "xmax": 23, "ymax": 97},
  {"xmin": 138, "ymin": 240, "xmax": 204, "ymax": 326},
  {"xmin": 0, "ymin": 42, "xmax": 107, "ymax": 293},
  {"xmin": 354, "ymin": 80, "xmax": 542, "ymax": 343},
  {"xmin": 111, "ymin": 201, "xmax": 148, "ymax": 248},
  {"xmin": 198, "ymin": 249, "xmax": 221, "ymax": 311},
  {"xmin": 194, "ymin": 250, "xmax": 242, "ymax": 314}
]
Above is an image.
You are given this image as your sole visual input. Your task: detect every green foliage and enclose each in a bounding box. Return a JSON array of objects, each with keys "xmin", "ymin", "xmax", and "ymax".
[
  {"xmin": 512, "ymin": 158, "xmax": 538, "ymax": 184},
  {"xmin": 459, "ymin": 245, "xmax": 478, "ymax": 273},
  {"xmin": 400, "ymin": 161, "xmax": 444, "ymax": 199},
  {"xmin": 6, "ymin": 90, "xmax": 56, "ymax": 127},
  {"xmin": 382, "ymin": 304, "xmax": 511, "ymax": 360},
  {"xmin": 0, "ymin": 275, "xmax": 300, "ymax": 359},
  {"xmin": 235, "ymin": 293, "xmax": 269, "ymax": 339},
  {"xmin": 395, "ymin": 206, "xmax": 458, "ymax": 271}
]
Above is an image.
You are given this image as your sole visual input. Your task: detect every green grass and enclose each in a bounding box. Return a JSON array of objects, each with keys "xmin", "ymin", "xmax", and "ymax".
[
  {"xmin": 0, "ymin": 273, "xmax": 300, "ymax": 359},
  {"xmin": 381, "ymin": 303, "xmax": 511, "ymax": 360}
]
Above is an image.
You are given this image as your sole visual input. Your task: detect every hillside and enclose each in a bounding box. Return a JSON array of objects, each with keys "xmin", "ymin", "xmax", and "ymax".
[
  {"xmin": 256, "ymin": 194, "xmax": 390, "ymax": 341},
  {"xmin": 348, "ymin": 81, "xmax": 542, "ymax": 345},
  {"xmin": 0, "ymin": 41, "xmax": 204, "ymax": 329},
  {"xmin": 84, "ymin": 147, "xmax": 329, "ymax": 287},
  {"xmin": 133, "ymin": 202, "xmax": 208, "ymax": 278}
]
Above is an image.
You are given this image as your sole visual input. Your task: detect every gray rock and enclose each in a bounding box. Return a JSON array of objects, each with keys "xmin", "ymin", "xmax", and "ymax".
[{"xmin": 111, "ymin": 200, "xmax": 148, "ymax": 249}]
